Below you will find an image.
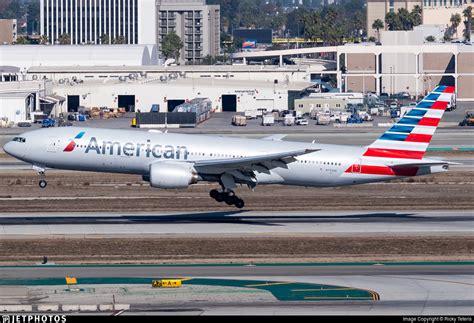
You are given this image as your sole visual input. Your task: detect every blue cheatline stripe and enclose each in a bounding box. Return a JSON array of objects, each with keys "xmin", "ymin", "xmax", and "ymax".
[
  {"xmin": 416, "ymin": 101, "xmax": 433, "ymax": 109},
  {"xmin": 379, "ymin": 133, "xmax": 409, "ymax": 141},
  {"xmin": 434, "ymin": 85, "xmax": 447, "ymax": 93},
  {"xmin": 75, "ymin": 131, "xmax": 85, "ymax": 139},
  {"xmin": 406, "ymin": 109, "xmax": 428, "ymax": 117},
  {"xmin": 389, "ymin": 125, "xmax": 415, "ymax": 133},
  {"xmin": 398, "ymin": 117, "xmax": 421, "ymax": 126},
  {"xmin": 426, "ymin": 93, "xmax": 441, "ymax": 101}
]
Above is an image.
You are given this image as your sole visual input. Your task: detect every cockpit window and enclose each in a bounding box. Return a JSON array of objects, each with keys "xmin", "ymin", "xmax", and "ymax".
[{"xmin": 12, "ymin": 137, "xmax": 26, "ymax": 143}]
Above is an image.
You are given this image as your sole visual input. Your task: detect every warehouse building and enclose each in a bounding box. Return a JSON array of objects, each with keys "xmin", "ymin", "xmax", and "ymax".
[
  {"xmin": 232, "ymin": 43, "xmax": 474, "ymax": 100},
  {"xmin": 48, "ymin": 76, "xmax": 311, "ymax": 114},
  {"xmin": 0, "ymin": 45, "xmax": 159, "ymax": 70}
]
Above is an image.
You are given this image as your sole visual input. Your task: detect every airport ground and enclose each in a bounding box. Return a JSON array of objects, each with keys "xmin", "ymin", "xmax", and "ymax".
[{"xmin": 0, "ymin": 116, "xmax": 472, "ymax": 315}]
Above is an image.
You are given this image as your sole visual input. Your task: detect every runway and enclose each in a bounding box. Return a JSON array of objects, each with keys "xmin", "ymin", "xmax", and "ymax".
[
  {"xmin": 0, "ymin": 210, "xmax": 472, "ymax": 237},
  {"xmin": 1, "ymin": 263, "xmax": 473, "ymax": 278}
]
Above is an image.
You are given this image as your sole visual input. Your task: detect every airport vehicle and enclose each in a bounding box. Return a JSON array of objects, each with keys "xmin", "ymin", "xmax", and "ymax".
[
  {"xmin": 295, "ymin": 117, "xmax": 309, "ymax": 126},
  {"xmin": 459, "ymin": 111, "xmax": 474, "ymax": 126},
  {"xmin": 244, "ymin": 110, "xmax": 258, "ymax": 119},
  {"xmin": 262, "ymin": 114, "xmax": 275, "ymax": 126},
  {"xmin": 150, "ymin": 104, "xmax": 160, "ymax": 113},
  {"xmin": 3, "ymin": 85, "xmax": 456, "ymax": 209},
  {"xmin": 41, "ymin": 118, "xmax": 56, "ymax": 128},
  {"xmin": 232, "ymin": 115, "xmax": 247, "ymax": 126}
]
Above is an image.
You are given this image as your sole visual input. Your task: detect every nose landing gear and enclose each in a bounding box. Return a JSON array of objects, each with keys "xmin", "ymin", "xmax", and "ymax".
[
  {"xmin": 39, "ymin": 179, "xmax": 47, "ymax": 189},
  {"xmin": 210, "ymin": 189, "xmax": 245, "ymax": 209},
  {"xmin": 33, "ymin": 166, "xmax": 47, "ymax": 189}
]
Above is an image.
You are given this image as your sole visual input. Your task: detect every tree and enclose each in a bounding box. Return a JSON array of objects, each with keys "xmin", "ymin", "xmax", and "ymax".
[
  {"xmin": 385, "ymin": 11, "xmax": 402, "ymax": 31},
  {"xmin": 112, "ymin": 36, "xmax": 126, "ymax": 44},
  {"xmin": 100, "ymin": 34, "xmax": 110, "ymax": 44},
  {"xmin": 462, "ymin": 6, "xmax": 472, "ymax": 41},
  {"xmin": 39, "ymin": 34, "xmax": 49, "ymax": 45},
  {"xmin": 58, "ymin": 33, "xmax": 71, "ymax": 45},
  {"xmin": 425, "ymin": 35, "xmax": 436, "ymax": 42},
  {"xmin": 161, "ymin": 32, "xmax": 183, "ymax": 60},
  {"xmin": 302, "ymin": 11, "xmax": 321, "ymax": 41},
  {"xmin": 15, "ymin": 36, "xmax": 30, "ymax": 45},
  {"xmin": 372, "ymin": 19, "xmax": 384, "ymax": 42},
  {"xmin": 450, "ymin": 13, "xmax": 462, "ymax": 38},
  {"xmin": 411, "ymin": 5, "xmax": 422, "ymax": 27},
  {"xmin": 397, "ymin": 8, "xmax": 413, "ymax": 30}
]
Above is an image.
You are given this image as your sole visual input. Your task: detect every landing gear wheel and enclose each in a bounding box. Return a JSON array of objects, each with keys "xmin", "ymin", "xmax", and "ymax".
[
  {"xmin": 225, "ymin": 195, "xmax": 237, "ymax": 206},
  {"xmin": 234, "ymin": 198, "xmax": 245, "ymax": 209},
  {"xmin": 210, "ymin": 189, "xmax": 219, "ymax": 199},
  {"xmin": 39, "ymin": 180, "xmax": 47, "ymax": 189},
  {"xmin": 215, "ymin": 193, "xmax": 225, "ymax": 203}
]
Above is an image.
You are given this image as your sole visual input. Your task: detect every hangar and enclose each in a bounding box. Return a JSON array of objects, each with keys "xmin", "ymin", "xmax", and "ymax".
[{"xmin": 0, "ymin": 45, "xmax": 159, "ymax": 70}]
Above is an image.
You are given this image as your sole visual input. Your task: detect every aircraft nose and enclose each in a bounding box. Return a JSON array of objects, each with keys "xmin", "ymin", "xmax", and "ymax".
[{"xmin": 3, "ymin": 142, "xmax": 13, "ymax": 156}]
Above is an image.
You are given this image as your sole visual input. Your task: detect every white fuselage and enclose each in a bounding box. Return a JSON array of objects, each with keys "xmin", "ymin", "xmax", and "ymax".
[{"xmin": 3, "ymin": 127, "xmax": 441, "ymax": 188}]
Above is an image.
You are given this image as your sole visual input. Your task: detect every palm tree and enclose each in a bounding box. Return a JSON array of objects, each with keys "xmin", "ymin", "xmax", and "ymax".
[
  {"xmin": 462, "ymin": 6, "xmax": 472, "ymax": 41},
  {"xmin": 39, "ymin": 34, "xmax": 49, "ymax": 45},
  {"xmin": 411, "ymin": 5, "xmax": 422, "ymax": 27},
  {"xmin": 58, "ymin": 33, "xmax": 71, "ymax": 45},
  {"xmin": 450, "ymin": 13, "xmax": 462, "ymax": 38},
  {"xmin": 100, "ymin": 34, "xmax": 110, "ymax": 45},
  {"xmin": 372, "ymin": 19, "xmax": 384, "ymax": 42}
]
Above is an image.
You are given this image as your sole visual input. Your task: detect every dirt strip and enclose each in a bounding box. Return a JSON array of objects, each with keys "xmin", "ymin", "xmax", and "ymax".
[
  {"xmin": 0, "ymin": 236, "xmax": 472, "ymax": 265},
  {"xmin": 0, "ymin": 169, "xmax": 472, "ymax": 212}
]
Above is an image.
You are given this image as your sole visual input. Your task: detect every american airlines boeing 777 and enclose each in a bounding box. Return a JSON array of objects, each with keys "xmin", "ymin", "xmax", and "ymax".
[{"xmin": 3, "ymin": 85, "xmax": 456, "ymax": 209}]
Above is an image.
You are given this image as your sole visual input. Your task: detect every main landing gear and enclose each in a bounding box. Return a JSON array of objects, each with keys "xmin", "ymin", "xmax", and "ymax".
[{"xmin": 210, "ymin": 189, "xmax": 245, "ymax": 209}]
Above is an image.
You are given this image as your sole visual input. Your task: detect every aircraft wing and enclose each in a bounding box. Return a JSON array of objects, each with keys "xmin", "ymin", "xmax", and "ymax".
[{"xmin": 194, "ymin": 149, "xmax": 319, "ymax": 173}]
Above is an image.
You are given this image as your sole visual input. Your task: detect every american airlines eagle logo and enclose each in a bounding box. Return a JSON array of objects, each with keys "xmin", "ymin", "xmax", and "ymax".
[{"xmin": 63, "ymin": 131, "xmax": 86, "ymax": 152}]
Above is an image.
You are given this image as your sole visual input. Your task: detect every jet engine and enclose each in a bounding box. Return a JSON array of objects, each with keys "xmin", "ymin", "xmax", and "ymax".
[{"xmin": 149, "ymin": 162, "xmax": 199, "ymax": 189}]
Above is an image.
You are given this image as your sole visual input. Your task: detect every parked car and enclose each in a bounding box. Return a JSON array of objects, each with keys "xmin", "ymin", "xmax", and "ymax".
[{"xmin": 295, "ymin": 117, "xmax": 309, "ymax": 126}]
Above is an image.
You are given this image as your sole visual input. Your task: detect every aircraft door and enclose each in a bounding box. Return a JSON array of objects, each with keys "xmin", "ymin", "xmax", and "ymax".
[{"xmin": 351, "ymin": 158, "xmax": 362, "ymax": 173}]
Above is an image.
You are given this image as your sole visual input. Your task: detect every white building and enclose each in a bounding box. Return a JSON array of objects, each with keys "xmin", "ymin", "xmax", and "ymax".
[
  {"xmin": 40, "ymin": 0, "xmax": 157, "ymax": 45},
  {"xmin": 0, "ymin": 45, "xmax": 159, "ymax": 70}
]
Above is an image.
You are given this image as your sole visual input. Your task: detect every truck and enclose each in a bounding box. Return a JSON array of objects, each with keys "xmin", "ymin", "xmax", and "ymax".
[
  {"xmin": 316, "ymin": 114, "xmax": 330, "ymax": 125},
  {"xmin": 284, "ymin": 114, "xmax": 295, "ymax": 126},
  {"xmin": 244, "ymin": 109, "xmax": 259, "ymax": 119},
  {"xmin": 41, "ymin": 118, "xmax": 56, "ymax": 128},
  {"xmin": 459, "ymin": 111, "xmax": 474, "ymax": 126},
  {"xmin": 262, "ymin": 114, "xmax": 275, "ymax": 126},
  {"xmin": 150, "ymin": 104, "xmax": 160, "ymax": 113}
]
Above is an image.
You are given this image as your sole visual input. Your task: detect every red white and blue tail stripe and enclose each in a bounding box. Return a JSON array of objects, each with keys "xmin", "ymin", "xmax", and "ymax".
[
  {"xmin": 365, "ymin": 85, "xmax": 455, "ymax": 160},
  {"xmin": 343, "ymin": 85, "xmax": 455, "ymax": 178}
]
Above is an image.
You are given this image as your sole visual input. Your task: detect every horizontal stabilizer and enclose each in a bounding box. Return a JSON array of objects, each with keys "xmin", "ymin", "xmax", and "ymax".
[{"xmin": 387, "ymin": 160, "xmax": 460, "ymax": 168}]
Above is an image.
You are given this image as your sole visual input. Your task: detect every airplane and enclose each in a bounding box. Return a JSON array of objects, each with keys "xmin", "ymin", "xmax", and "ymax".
[{"xmin": 3, "ymin": 85, "xmax": 456, "ymax": 209}]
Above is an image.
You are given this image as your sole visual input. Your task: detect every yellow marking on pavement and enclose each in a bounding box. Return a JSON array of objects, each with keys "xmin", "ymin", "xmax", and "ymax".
[
  {"xmin": 291, "ymin": 288, "xmax": 356, "ymax": 292},
  {"xmin": 304, "ymin": 296, "xmax": 374, "ymax": 300},
  {"xmin": 246, "ymin": 282, "xmax": 292, "ymax": 287}
]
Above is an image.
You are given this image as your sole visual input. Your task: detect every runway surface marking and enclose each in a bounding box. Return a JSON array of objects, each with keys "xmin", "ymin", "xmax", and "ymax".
[
  {"xmin": 380, "ymin": 276, "xmax": 474, "ymax": 286},
  {"xmin": 0, "ymin": 277, "xmax": 379, "ymax": 302},
  {"xmin": 245, "ymin": 282, "xmax": 292, "ymax": 287}
]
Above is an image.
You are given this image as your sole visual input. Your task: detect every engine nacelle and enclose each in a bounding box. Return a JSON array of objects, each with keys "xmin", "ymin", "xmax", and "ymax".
[{"xmin": 149, "ymin": 162, "xmax": 198, "ymax": 189}]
